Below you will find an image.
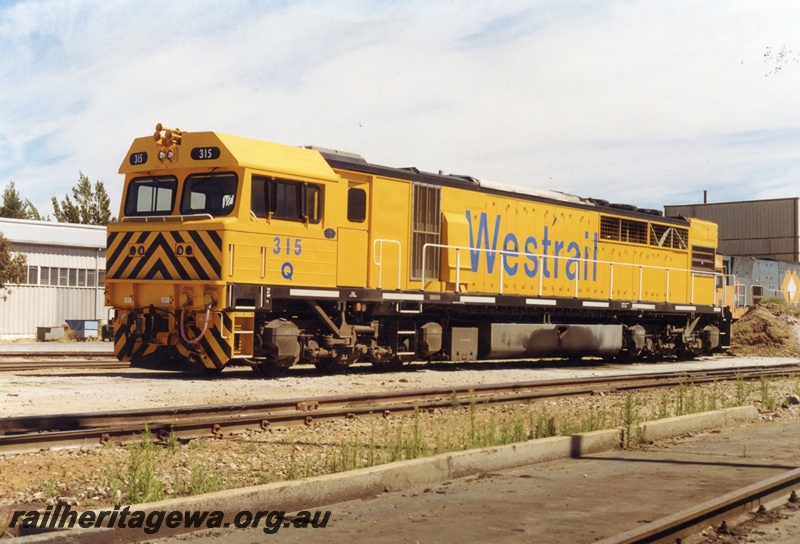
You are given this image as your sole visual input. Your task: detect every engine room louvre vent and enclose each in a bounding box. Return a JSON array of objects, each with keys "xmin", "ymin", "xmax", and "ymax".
[
  {"xmin": 650, "ymin": 223, "xmax": 688, "ymax": 250},
  {"xmin": 692, "ymin": 245, "xmax": 716, "ymax": 272},
  {"xmin": 411, "ymin": 183, "xmax": 441, "ymax": 281},
  {"xmin": 600, "ymin": 216, "xmax": 647, "ymax": 244}
]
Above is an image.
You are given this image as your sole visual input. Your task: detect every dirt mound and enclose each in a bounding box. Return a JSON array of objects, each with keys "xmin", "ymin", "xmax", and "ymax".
[{"xmin": 731, "ymin": 302, "xmax": 800, "ymax": 357}]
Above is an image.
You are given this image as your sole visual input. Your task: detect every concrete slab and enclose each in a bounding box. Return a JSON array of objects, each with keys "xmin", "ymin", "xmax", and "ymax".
[{"xmin": 157, "ymin": 413, "xmax": 799, "ymax": 544}]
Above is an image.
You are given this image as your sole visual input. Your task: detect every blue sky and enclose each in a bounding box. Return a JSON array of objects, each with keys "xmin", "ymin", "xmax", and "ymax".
[{"xmin": 1, "ymin": 0, "xmax": 799, "ymax": 217}]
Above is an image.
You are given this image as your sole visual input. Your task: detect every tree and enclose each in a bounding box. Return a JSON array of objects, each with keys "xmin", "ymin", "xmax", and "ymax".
[
  {"xmin": 1, "ymin": 181, "xmax": 43, "ymax": 220},
  {"xmin": 0, "ymin": 233, "xmax": 26, "ymax": 301},
  {"xmin": 52, "ymin": 172, "xmax": 114, "ymax": 225}
]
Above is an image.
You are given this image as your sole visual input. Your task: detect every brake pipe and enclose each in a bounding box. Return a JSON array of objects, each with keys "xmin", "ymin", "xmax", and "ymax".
[{"xmin": 179, "ymin": 299, "xmax": 212, "ymax": 345}]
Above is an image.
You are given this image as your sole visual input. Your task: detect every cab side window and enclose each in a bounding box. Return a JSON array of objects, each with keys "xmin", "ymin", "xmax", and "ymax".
[
  {"xmin": 252, "ymin": 176, "xmax": 322, "ymax": 223},
  {"xmin": 347, "ymin": 187, "xmax": 367, "ymax": 222}
]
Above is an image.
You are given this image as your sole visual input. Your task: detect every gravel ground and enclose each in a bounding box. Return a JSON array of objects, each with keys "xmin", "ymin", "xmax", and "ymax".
[
  {"xmin": 1, "ymin": 354, "xmax": 800, "ymax": 526},
  {"xmin": 1, "ymin": 356, "xmax": 797, "ymax": 417}
]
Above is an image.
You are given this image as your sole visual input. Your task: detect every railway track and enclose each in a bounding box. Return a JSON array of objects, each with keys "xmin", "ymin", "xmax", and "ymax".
[
  {"xmin": 2, "ymin": 363, "xmax": 799, "ymax": 455},
  {"xmin": 600, "ymin": 467, "xmax": 800, "ymax": 543},
  {"xmin": 0, "ymin": 358, "xmax": 127, "ymax": 371}
]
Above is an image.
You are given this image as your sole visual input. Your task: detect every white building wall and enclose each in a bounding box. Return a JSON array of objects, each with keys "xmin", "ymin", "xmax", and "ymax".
[
  {"xmin": 0, "ymin": 285, "xmax": 106, "ymax": 338},
  {"xmin": 0, "ymin": 218, "xmax": 107, "ymax": 340}
]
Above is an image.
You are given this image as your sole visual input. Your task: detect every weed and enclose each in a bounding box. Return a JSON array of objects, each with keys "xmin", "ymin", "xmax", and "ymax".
[
  {"xmin": 685, "ymin": 383, "xmax": 698, "ymax": 415},
  {"xmin": 36, "ymin": 478, "xmax": 60, "ymax": 500},
  {"xmin": 709, "ymin": 380, "xmax": 720, "ymax": 411},
  {"xmin": 449, "ymin": 391, "xmax": 460, "ymax": 407},
  {"xmin": 580, "ymin": 406, "xmax": 609, "ymax": 433},
  {"xmin": 621, "ymin": 394, "xmax": 642, "ymax": 448},
  {"xmin": 189, "ymin": 437, "xmax": 208, "ymax": 450},
  {"xmin": 178, "ymin": 462, "xmax": 223, "ymax": 495},
  {"xmin": 658, "ymin": 391, "xmax": 670, "ymax": 419},
  {"xmin": 534, "ymin": 410, "xmax": 557, "ymax": 439},
  {"xmin": 165, "ymin": 429, "xmax": 180, "ymax": 451},
  {"xmin": 286, "ymin": 442, "xmax": 300, "ymax": 480},
  {"xmin": 760, "ymin": 377, "xmax": 780, "ymax": 411},
  {"xmin": 675, "ymin": 380, "xmax": 687, "ymax": 416},
  {"xmin": 108, "ymin": 426, "xmax": 165, "ymax": 505},
  {"xmin": 735, "ymin": 373, "xmax": 750, "ymax": 406}
]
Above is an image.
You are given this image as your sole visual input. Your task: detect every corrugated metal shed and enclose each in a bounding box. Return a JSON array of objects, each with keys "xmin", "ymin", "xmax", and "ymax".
[
  {"xmin": 665, "ymin": 198, "xmax": 800, "ymax": 262},
  {"xmin": 0, "ymin": 218, "xmax": 106, "ymax": 248},
  {"xmin": 0, "ymin": 218, "xmax": 107, "ymax": 339}
]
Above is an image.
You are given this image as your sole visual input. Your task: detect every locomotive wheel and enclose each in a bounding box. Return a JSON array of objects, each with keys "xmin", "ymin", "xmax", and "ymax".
[
  {"xmin": 314, "ymin": 357, "xmax": 340, "ymax": 374},
  {"xmin": 250, "ymin": 359, "xmax": 290, "ymax": 378},
  {"xmin": 604, "ymin": 350, "xmax": 632, "ymax": 364},
  {"xmin": 676, "ymin": 349, "xmax": 697, "ymax": 362},
  {"xmin": 371, "ymin": 356, "xmax": 406, "ymax": 372}
]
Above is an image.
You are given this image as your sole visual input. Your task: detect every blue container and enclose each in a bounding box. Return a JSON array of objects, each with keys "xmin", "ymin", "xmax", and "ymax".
[{"xmin": 65, "ymin": 320, "xmax": 100, "ymax": 339}]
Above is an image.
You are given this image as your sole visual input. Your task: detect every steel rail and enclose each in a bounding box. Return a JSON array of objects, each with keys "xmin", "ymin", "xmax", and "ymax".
[
  {"xmin": 598, "ymin": 467, "xmax": 800, "ymax": 543},
  {"xmin": 0, "ymin": 359, "xmax": 127, "ymax": 371},
  {"xmin": 1, "ymin": 363, "xmax": 799, "ymax": 455},
  {"xmin": 0, "ymin": 351, "xmax": 114, "ymax": 358},
  {"xmin": 3, "ymin": 362, "xmax": 797, "ymax": 434}
]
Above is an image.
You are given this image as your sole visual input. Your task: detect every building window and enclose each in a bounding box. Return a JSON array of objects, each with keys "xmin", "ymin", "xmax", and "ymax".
[
  {"xmin": 17, "ymin": 265, "xmax": 106, "ymax": 287},
  {"xmin": 22, "ymin": 266, "xmax": 38, "ymax": 285}
]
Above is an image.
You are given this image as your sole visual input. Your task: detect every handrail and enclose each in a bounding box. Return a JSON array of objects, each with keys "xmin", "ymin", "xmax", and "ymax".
[
  {"xmin": 372, "ymin": 239, "xmax": 402, "ymax": 290},
  {"xmin": 119, "ymin": 214, "xmax": 214, "ymax": 223},
  {"xmin": 420, "ymin": 241, "xmax": 724, "ymax": 306}
]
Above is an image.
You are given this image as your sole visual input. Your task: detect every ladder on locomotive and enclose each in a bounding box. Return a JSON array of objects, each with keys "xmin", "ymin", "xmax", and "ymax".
[{"xmin": 392, "ymin": 303, "xmax": 422, "ymax": 359}]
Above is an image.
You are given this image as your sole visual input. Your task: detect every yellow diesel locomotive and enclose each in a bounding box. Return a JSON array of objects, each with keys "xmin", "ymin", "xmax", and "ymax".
[{"xmin": 106, "ymin": 124, "xmax": 730, "ymax": 375}]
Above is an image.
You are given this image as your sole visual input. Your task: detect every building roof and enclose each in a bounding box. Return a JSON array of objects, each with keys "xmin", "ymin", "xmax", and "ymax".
[{"xmin": 0, "ymin": 218, "xmax": 106, "ymax": 249}]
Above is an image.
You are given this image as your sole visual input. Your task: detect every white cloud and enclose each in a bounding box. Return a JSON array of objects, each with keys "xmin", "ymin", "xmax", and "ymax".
[{"xmin": 1, "ymin": 0, "xmax": 799, "ymax": 216}]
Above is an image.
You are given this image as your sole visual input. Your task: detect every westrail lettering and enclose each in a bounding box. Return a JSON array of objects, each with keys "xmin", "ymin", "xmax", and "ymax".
[{"xmin": 465, "ymin": 210, "xmax": 599, "ymax": 282}]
